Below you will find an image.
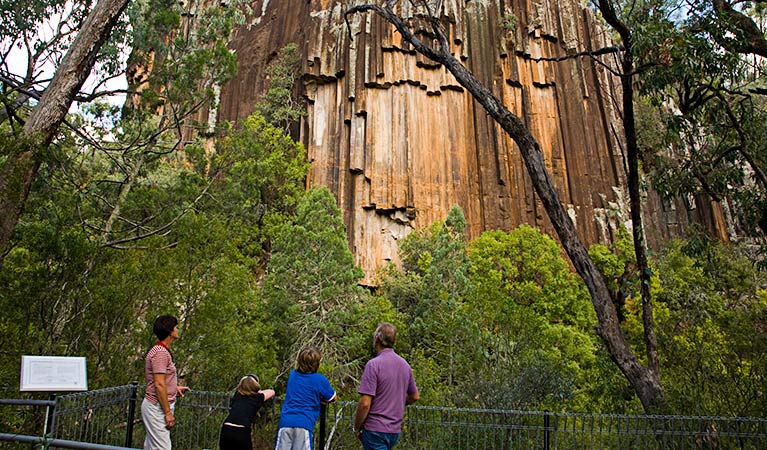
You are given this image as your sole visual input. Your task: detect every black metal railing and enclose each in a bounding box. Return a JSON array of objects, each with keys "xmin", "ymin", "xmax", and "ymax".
[
  {"xmin": 4, "ymin": 385, "xmax": 767, "ymax": 449},
  {"xmin": 169, "ymin": 388, "xmax": 277, "ymax": 450},
  {"xmin": 319, "ymin": 403, "xmax": 767, "ymax": 449},
  {"xmin": 52, "ymin": 384, "xmax": 140, "ymax": 447},
  {"xmin": 0, "ymin": 433, "xmax": 137, "ymax": 450},
  {"xmin": 0, "ymin": 398, "xmax": 57, "ymax": 436},
  {"xmin": 51, "ymin": 385, "xmax": 278, "ymax": 450}
]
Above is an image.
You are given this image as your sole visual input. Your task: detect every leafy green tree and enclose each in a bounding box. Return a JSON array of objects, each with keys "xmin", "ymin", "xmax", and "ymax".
[
  {"xmin": 648, "ymin": 239, "xmax": 767, "ymax": 416},
  {"xmin": 107, "ymin": 112, "xmax": 308, "ymax": 388},
  {"xmin": 633, "ymin": 4, "xmax": 767, "ymax": 238},
  {"xmin": 466, "ymin": 226, "xmax": 616, "ymax": 411},
  {"xmin": 592, "ymin": 228, "xmax": 767, "ymax": 416},
  {"xmin": 0, "ymin": 0, "xmax": 241, "ymax": 262},
  {"xmin": 589, "ymin": 0, "xmax": 670, "ymax": 407},
  {"xmin": 255, "ymin": 43, "xmax": 306, "ymax": 130},
  {"xmin": 0, "ymin": 108, "xmax": 308, "ymax": 396},
  {"xmin": 0, "ymin": 136, "xmax": 142, "ymax": 387},
  {"xmin": 592, "ymin": 0, "xmax": 767, "ymax": 411},
  {"xmin": 0, "ymin": 0, "xmax": 131, "ymax": 259},
  {"xmin": 193, "ymin": 112, "xmax": 311, "ymax": 267},
  {"xmin": 589, "ymin": 226, "xmax": 639, "ymax": 322},
  {"xmin": 262, "ymin": 186, "xmax": 395, "ymax": 391},
  {"xmin": 71, "ymin": 0, "xmax": 239, "ymax": 250},
  {"xmin": 470, "ymin": 226, "xmax": 594, "ymax": 329},
  {"xmin": 379, "ymin": 206, "xmax": 483, "ymax": 404},
  {"xmin": 130, "ymin": 211, "xmax": 279, "ymax": 391}
]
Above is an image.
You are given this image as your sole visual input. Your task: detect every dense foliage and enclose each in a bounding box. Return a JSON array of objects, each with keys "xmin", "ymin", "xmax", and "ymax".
[
  {"xmin": 0, "ymin": 110, "xmax": 308, "ymax": 397},
  {"xmin": 262, "ymin": 186, "xmax": 398, "ymax": 392},
  {"xmin": 3, "ymin": 187, "xmax": 765, "ymax": 418},
  {"xmin": 604, "ymin": 0, "xmax": 767, "ymax": 238},
  {"xmin": 2, "ymin": 0, "xmax": 766, "ymax": 438}
]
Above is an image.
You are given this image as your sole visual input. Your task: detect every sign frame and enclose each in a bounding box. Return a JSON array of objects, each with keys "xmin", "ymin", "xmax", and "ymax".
[{"xmin": 20, "ymin": 355, "xmax": 88, "ymax": 392}]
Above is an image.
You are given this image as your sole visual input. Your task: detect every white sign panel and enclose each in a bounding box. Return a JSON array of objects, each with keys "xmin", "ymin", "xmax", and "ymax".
[{"xmin": 20, "ymin": 356, "xmax": 88, "ymax": 392}]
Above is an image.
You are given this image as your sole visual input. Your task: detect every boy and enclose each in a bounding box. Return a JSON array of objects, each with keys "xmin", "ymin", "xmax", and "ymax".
[{"xmin": 276, "ymin": 346, "xmax": 337, "ymax": 450}]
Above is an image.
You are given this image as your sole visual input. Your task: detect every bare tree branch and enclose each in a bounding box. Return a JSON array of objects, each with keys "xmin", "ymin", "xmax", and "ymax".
[{"xmin": 103, "ymin": 179, "xmax": 214, "ymax": 248}]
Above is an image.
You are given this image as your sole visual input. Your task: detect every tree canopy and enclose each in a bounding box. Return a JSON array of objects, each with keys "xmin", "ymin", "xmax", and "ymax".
[{"xmin": 1, "ymin": 0, "xmax": 766, "ymax": 426}]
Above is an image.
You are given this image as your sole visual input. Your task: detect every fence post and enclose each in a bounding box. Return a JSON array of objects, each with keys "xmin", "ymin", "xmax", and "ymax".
[
  {"xmin": 44, "ymin": 393, "xmax": 56, "ymax": 437},
  {"xmin": 125, "ymin": 382, "xmax": 139, "ymax": 448},
  {"xmin": 543, "ymin": 410, "xmax": 550, "ymax": 450},
  {"xmin": 318, "ymin": 403, "xmax": 327, "ymax": 450}
]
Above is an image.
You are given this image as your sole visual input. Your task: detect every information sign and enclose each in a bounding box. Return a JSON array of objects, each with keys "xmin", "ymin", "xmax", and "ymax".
[{"xmin": 20, "ymin": 355, "xmax": 88, "ymax": 392}]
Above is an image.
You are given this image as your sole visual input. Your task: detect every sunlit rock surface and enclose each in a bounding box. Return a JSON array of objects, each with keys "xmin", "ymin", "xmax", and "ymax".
[{"xmin": 216, "ymin": 0, "xmax": 728, "ymax": 284}]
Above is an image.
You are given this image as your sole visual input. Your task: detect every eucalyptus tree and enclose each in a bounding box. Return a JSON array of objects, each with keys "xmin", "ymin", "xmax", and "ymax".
[
  {"xmin": 633, "ymin": 0, "xmax": 767, "ymax": 238},
  {"xmin": 693, "ymin": 0, "xmax": 767, "ymax": 57},
  {"xmin": 0, "ymin": 0, "xmax": 241, "ymax": 262},
  {"xmin": 0, "ymin": 0, "xmax": 131, "ymax": 261},
  {"xmin": 0, "ymin": 0, "xmax": 128, "ymax": 262},
  {"xmin": 346, "ymin": 0, "xmax": 666, "ymax": 411},
  {"xmin": 588, "ymin": 0, "xmax": 766, "ymax": 411},
  {"xmin": 588, "ymin": 0, "xmax": 670, "ymax": 410}
]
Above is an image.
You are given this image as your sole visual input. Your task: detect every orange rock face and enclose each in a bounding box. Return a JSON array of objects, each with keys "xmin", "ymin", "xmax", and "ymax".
[{"xmin": 217, "ymin": 0, "xmax": 728, "ymax": 284}]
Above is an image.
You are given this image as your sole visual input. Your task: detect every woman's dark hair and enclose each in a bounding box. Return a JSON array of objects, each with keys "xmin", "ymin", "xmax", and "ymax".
[{"xmin": 153, "ymin": 315, "xmax": 178, "ymax": 340}]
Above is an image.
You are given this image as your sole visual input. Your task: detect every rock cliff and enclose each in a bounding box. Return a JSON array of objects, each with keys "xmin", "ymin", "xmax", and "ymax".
[{"xmin": 216, "ymin": 0, "xmax": 729, "ymax": 283}]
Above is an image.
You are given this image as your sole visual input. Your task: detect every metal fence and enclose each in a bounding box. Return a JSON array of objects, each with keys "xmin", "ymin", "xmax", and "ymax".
[
  {"xmin": 50, "ymin": 384, "xmax": 278, "ymax": 450},
  {"xmin": 52, "ymin": 384, "xmax": 141, "ymax": 447},
  {"xmin": 5, "ymin": 384, "xmax": 767, "ymax": 449},
  {"xmin": 321, "ymin": 403, "xmax": 767, "ymax": 450}
]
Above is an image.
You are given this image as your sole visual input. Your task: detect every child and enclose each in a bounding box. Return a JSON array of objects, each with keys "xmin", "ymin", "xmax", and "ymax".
[
  {"xmin": 219, "ymin": 374, "xmax": 276, "ymax": 450},
  {"xmin": 275, "ymin": 346, "xmax": 337, "ymax": 450}
]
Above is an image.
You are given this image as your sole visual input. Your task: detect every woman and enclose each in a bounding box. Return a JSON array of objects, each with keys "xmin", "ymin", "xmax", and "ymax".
[
  {"xmin": 141, "ymin": 315, "xmax": 190, "ymax": 450},
  {"xmin": 219, "ymin": 374, "xmax": 276, "ymax": 450}
]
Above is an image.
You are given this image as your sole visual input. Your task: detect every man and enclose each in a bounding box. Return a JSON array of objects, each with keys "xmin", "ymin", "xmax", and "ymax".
[{"xmin": 354, "ymin": 323, "xmax": 419, "ymax": 450}]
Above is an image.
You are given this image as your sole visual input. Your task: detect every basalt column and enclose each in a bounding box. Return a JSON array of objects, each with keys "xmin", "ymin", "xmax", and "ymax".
[{"xmin": 217, "ymin": 0, "xmax": 723, "ymax": 284}]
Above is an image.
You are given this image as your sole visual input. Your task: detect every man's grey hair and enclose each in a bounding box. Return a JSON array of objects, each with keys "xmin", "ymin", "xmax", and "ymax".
[{"xmin": 374, "ymin": 322, "xmax": 396, "ymax": 348}]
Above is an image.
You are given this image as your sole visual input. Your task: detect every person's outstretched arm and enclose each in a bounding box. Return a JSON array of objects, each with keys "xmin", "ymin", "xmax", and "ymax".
[{"xmin": 259, "ymin": 389, "xmax": 276, "ymax": 401}]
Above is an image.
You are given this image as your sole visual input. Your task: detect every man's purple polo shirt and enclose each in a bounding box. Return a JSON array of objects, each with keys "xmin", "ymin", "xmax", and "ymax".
[{"xmin": 358, "ymin": 348, "xmax": 418, "ymax": 434}]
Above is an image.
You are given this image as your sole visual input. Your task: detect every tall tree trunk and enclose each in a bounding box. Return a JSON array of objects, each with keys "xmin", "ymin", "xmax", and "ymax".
[
  {"xmin": 346, "ymin": 2, "xmax": 666, "ymax": 412},
  {"xmin": 621, "ymin": 52, "xmax": 660, "ymax": 374},
  {"xmin": 621, "ymin": 52, "xmax": 662, "ymax": 385},
  {"xmin": 596, "ymin": 0, "xmax": 663, "ymax": 404},
  {"xmin": 0, "ymin": 0, "xmax": 131, "ymax": 262}
]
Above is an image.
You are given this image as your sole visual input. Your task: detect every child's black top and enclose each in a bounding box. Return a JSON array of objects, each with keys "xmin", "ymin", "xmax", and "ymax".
[{"xmin": 223, "ymin": 392, "xmax": 266, "ymax": 429}]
